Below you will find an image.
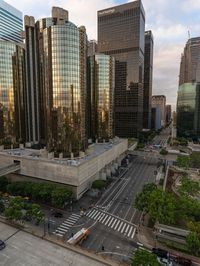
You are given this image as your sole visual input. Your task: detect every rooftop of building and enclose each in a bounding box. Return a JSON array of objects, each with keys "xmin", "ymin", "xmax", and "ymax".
[
  {"xmin": 0, "ymin": 138, "xmax": 126, "ymax": 167},
  {"xmin": 0, "ymin": 0, "xmax": 22, "ymax": 19}
]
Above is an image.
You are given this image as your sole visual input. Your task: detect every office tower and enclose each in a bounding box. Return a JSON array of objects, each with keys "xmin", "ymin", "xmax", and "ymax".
[
  {"xmin": 151, "ymin": 107, "xmax": 161, "ymax": 130},
  {"xmin": 152, "ymin": 95, "xmax": 166, "ymax": 126},
  {"xmin": 24, "ymin": 16, "xmax": 40, "ymax": 145},
  {"xmin": 24, "ymin": 7, "xmax": 87, "ymax": 154},
  {"xmin": 165, "ymin": 104, "xmax": 172, "ymax": 123},
  {"xmin": 143, "ymin": 30, "xmax": 153, "ymax": 129},
  {"xmin": 88, "ymin": 54, "xmax": 115, "ymax": 140},
  {"xmin": 98, "ymin": 1, "xmax": 145, "ymax": 137},
  {"xmin": 0, "ymin": 40, "xmax": 26, "ymax": 144},
  {"xmin": 177, "ymin": 83, "xmax": 200, "ymax": 137},
  {"xmin": 177, "ymin": 37, "xmax": 200, "ymax": 138},
  {"xmin": 179, "ymin": 37, "xmax": 200, "ymax": 85},
  {"xmin": 88, "ymin": 40, "xmax": 98, "ymax": 56},
  {"xmin": 0, "ymin": 0, "xmax": 23, "ymax": 43}
]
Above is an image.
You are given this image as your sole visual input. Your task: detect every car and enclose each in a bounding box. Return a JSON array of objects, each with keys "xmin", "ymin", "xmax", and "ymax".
[
  {"xmin": 0, "ymin": 240, "xmax": 6, "ymax": 250},
  {"xmin": 152, "ymin": 248, "xmax": 169, "ymax": 259},
  {"xmin": 53, "ymin": 212, "xmax": 63, "ymax": 218},
  {"xmin": 173, "ymin": 256, "xmax": 192, "ymax": 266}
]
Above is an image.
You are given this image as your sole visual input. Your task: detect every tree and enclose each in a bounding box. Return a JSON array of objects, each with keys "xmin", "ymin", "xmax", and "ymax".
[
  {"xmin": 135, "ymin": 183, "xmax": 157, "ymax": 212},
  {"xmin": 186, "ymin": 232, "xmax": 200, "ymax": 256},
  {"xmin": 176, "ymin": 155, "xmax": 190, "ymax": 169},
  {"xmin": 131, "ymin": 249, "xmax": 159, "ymax": 266},
  {"xmin": 30, "ymin": 203, "xmax": 44, "ymax": 225},
  {"xmin": 92, "ymin": 180, "xmax": 106, "ymax": 190},
  {"xmin": 178, "ymin": 175, "xmax": 200, "ymax": 197},
  {"xmin": 190, "ymin": 152, "xmax": 200, "ymax": 168},
  {"xmin": 148, "ymin": 189, "xmax": 176, "ymax": 224},
  {"xmin": 4, "ymin": 196, "xmax": 24, "ymax": 221},
  {"xmin": 0, "ymin": 176, "xmax": 10, "ymax": 192},
  {"xmin": 51, "ymin": 186, "xmax": 73, "ymax": 208},
  {"xmin": 159, "ymin": 149, "xmax": 168, "ymax": 156}
]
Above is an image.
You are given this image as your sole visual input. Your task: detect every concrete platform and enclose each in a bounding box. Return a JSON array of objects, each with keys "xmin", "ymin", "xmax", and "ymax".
[{"xmin": 0, "ymin": 222, "xmax": 113, "ymax": 266}]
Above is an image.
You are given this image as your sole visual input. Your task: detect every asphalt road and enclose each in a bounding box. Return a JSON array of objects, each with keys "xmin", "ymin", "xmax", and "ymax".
[{"xmin": 78, "ymin": 155, "xmax": 158, "ymax": 263}]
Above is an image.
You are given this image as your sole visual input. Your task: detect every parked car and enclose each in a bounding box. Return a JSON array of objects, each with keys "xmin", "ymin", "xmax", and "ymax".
[
  {"xmin": 173, "ymin": 256, "xmax": 192, "ymax": 266},
  {"xmin": 0, "ymin": 240, "xmax": 6, "ymax": 250},
  {"xmin": 53, "ymin": 212, "xmax": 63, "ymax": 218},
  {"xmin": 152, "ymin": 248, "xmax": 169, "ymax": 259}
]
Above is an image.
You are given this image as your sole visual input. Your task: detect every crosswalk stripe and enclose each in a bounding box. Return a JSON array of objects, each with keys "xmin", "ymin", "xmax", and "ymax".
[
  {"xmin": 105, "ymin": 216, "xmax": 111, "ymax": 226},
  {"xmin": 108, "ymin": 217, "xmax": 114, "ymax": 227},
  {"xmin": 111, "ymin": 218, "xmax": 117, "ymax": 229},
  {"xmin": 53, "ymin": 232, "xmax": 63, "ymax": 237},
  {"xmin": 125, "ymin": 224, "xmax": 130, "ymax": 234},
  {"xmin": 57, "ymin": 228, "xmax": 67, "ymax": 233},
  {"xmin": 102, "ymin": 214, "xmax": 108, "ymax": 223},
  {"xmin": 97, "ymin": 213, "xmax": 105, "ymax": 221},
  {"xmin": 93, "ymin": 211, "xmax": 100, "ymax": 220},
  {"xmin": 117, "ymin": 221, "xmax": 124, "ymax": 232},
  {"xmin": 63, "ymin": 221, "xmax": 74, "ymax": 226},
  {"xmin": 131, "ymin": 228, "xmax": 136, "ymax": 239},
  {"xmin": 95, "ymin": 212, "xmax": 102, "ymax": 221},
  {"xmin": 71, "ymin": 214, "xmax": 80, "ymax": 218},
  {"xmin": 128, "ymin": 226, "xmax": 133, "ymax": 238},
  {"xmin": 121, "ymin": 223, "xmax": 127, "ymax": 233},
  {"xmin": 88, "ymin": 210, "xmax": 96, "ymax": 218},
  {"xmin": 68, "ymin": 217, "xmax": 78, "ymax": 222},
  {"xmin": 60, "ymin": 225, "xmax": 69, "ymax": 230},
  {"xmin": 114, "ymin": 220, "xmax": 120, "ymax": 230}
]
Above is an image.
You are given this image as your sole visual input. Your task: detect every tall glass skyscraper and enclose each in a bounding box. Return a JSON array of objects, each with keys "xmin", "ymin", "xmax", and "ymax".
[
  {"xmin": 88, "ymin": 54, "xmax": 115, "ymax": 140},
  {"xmin": 98, "ymin": 1, "xmax": 145, "ymax": 137},
  {"xmin": 0, "ymin": 40, "xmax": 26, "ymax": 144},
  {"xmin": 177, "ymin": 37, "xmax": 200, "ymax": 138},
  {"xmin": 0, "ymin": 0, "xmax": 23, "ymax": 43},
  {"xmin": 25, "ymin": 7, "xmax": 87, "ymax": 155},
  {"xmin": 177, "ymin": 83, "xmax": 200, "ymax": 137},
  {"xmin": 143, "ymin": 30, "xmax": 153, "ymax": 129}
]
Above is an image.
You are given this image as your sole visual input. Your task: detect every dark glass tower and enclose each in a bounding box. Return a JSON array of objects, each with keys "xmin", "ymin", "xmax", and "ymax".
[
  {"xmin": 88, "ymin": 54, "xmax": 115, "ymax": 141},
  {"xmin": 0, "ymin": 40, "xmax": 26, "ymax": 144},
  {"xmin": 98, "ymin": 1, "xmax": 145, "ymax": 137},
  {"xmin": 143, "ymin": 30, "xmax": 153, "ymax": 129}
]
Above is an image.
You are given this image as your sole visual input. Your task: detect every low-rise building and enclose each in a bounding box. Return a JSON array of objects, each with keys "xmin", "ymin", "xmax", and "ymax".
[{"xmin": 0, "ymin": 138, "xmax": 128, "ymax": 199}]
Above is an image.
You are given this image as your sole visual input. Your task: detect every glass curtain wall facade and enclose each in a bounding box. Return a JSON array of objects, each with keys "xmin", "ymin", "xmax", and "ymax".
[
  {"xmin": 0, "ymin": 0, "xmax": 22, "ymax": 43},
  {"xmin": 179, "ymin": 37, "xmax": 200, "ymax": 85},
  {"xmin": 0, "ymin": 40, "xmax": 26, "ymax": 144},
  {"xmin": 98, "ymin": 1, "xmax": 145, "ymax": 137},
  {"xmin": 177, "ymin": 83, "xmax": 200, "ymax": 137},
  {"xmin": 25, "ymin": 8, "xmax": 87, "ymax": 155},
  {"xmin": 88, "ymin": 54, "xmax": 115, "ymax": 140},
  {"xmin": 143, "ymin": 30, "xmax": 153, "ymax": 129},
  {"xmin": 43, "ymin": 23, "xmax": 87, "ymax": 154}
]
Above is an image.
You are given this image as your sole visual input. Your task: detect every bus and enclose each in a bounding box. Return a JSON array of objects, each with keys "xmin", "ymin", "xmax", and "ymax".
[{"xmin": 67, "ymin": 228, "xmax": 90, "ymax": 245}]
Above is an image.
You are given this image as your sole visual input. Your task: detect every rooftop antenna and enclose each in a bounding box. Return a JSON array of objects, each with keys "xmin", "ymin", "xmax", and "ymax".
[{"xmin": 188, "ymin": 30, "xmax": 191, "ymax": 39}]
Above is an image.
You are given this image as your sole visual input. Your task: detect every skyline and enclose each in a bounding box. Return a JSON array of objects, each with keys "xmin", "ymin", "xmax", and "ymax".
[{"xmin": 5, "ymin": 0, "xmax": 200, "ymax": 109}]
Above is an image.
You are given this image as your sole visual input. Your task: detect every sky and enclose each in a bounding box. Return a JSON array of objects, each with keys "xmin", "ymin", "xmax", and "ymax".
[{"xmin": 6, "ymin": 0, "xmax": 200, "ymax": 110}]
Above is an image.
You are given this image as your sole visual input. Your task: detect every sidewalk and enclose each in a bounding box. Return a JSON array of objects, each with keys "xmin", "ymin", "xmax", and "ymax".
[{"xmin": 137, "ymin": 224, "xmax": 200, "ymax": 264}]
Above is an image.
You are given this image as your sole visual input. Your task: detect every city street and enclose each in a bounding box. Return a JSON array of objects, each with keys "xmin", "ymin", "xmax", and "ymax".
[{"xmin": 76, "ymin": 155, "xmax": 158, "ymax": 263}]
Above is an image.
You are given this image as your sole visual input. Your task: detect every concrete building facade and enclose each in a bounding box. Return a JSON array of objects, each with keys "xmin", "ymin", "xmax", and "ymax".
[{"xmin": 0, "ymin": 139, "xmax": 128, "ymax": 199}]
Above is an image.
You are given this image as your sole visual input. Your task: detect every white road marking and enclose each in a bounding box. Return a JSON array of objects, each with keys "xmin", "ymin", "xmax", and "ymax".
[
  {"xmin": 98, "ymin": 213, "xmax": 106, "ymax": 222},
  {"xmin": 89, "ymin": 210, "xmax": 96, "ymax": 218},
  {"xmin": 121, "ymin": 223, "xmax": 127, "ymax": 233},
  {"xmin": 125, "ymin": 224, "xmax": 130, "ymax": 234},
  {"xmin": 131, "ymin": 228, "xmax": 136, "ymax": 239},
  {"xmin": 108, "ymin": 217, "xmax": 115, "ymax": 227},
  {"xmin": 102, "ymin": 214, "xmax": 108, "ymax": 223},
  {"xmin": 114, "ymin": 220, "xmax": 120, "ymax": 230},
  {"xmin": 127, "ymin": 226, "xmax": 134, "ymax": 238},
  {"xmin": 111, "ymin": 219, "xmax": 118, "ymax": 229},
  {"xmin": 117, "ymin": 221, "xmax": 124, "ymax": 232},
  {"xmin": 105, "ymin": 216, "xmax": 111, "ymax": 226}
]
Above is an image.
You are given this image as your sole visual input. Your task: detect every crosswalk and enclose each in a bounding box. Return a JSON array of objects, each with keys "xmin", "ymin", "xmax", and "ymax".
[
  {"xmin": 86, "ymin": 209, "xmax": 136, "ymax": 239},
  {"xmin": 53, "ymin": 213, "xmax": 81, "ymax": 237}
]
